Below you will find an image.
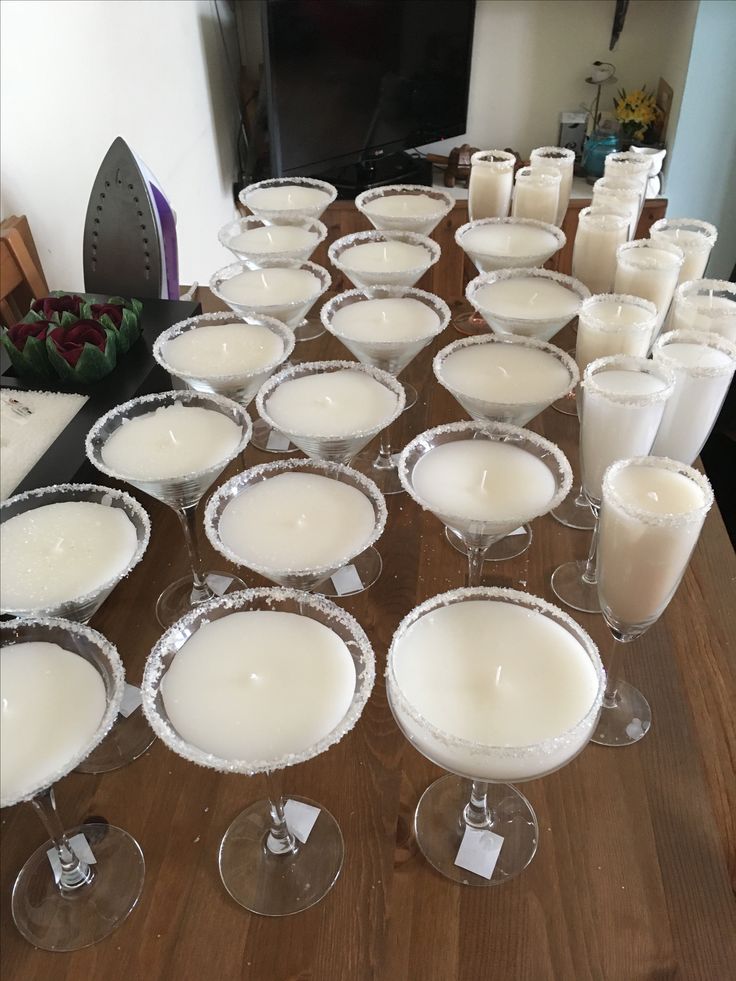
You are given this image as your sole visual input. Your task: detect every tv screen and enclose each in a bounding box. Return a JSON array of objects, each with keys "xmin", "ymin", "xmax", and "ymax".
[{"xmin": 263, "ymin": 0, "xmax": 476, "ymax": 177}]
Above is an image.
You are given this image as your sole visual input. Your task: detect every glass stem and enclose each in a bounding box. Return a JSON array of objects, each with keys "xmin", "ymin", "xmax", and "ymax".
[
  {"xmin": 31, "ymin": 786, "xmax": 94, "ymax": 892},
  {"xmin": 175, "ymin": 504, "xmax": 209, "ymax": 595},
  {"xmin": 581, "ymin": 506, "xmax": 601, "ymax": 585},
  {"xmin": 264, "ymin": 770, "xmax": 298, "ymax": 857},
  {"xmin": 466, "ymin": 544, "xmax": 487, "ymax": 586},
  {"xmin": 463, "ymin": 780, "xmax": 493, "ymax": 830},
  {"xmin": 574, "ymin": 483, "xmax": 589, "ymax": 509},
  {"xmin": 375, "ymin": 427, "xmax": 394, "ymax": 469},
  {"xmin": 603, "ymin": 636, "xmax": 626, "ymax": 708}
]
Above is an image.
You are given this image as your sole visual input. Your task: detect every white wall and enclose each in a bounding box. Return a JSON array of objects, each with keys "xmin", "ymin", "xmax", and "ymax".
[
  {"xmin": 0, "ymin": 0, "xmax": 240, "ymax": 292},
  {"xmin": 664, "ymin": 0, "xmax": 736, "ymax": 280},
  {"xmin": 419, "ymin": 0, "xmax": 699, "ymax": 159}
]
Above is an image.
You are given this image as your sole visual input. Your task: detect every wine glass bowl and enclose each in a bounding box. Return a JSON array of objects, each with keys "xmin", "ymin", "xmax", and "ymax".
[
  {"xmin": 455, "ymin": 217, "xmax": 566, "ymax": 273},
  {"xmin": 218, "ymin": 215, "xmax": 327, "ymax": 266},
  {"xmin": 238, "ymin": 176, "xmax": 337, "ymax": 224},
  {"xmin": 355, "ymin": 184, "xmax": 455, "ymax": 236},
  {"xmin": 328, "ymin": 230, "xmax": 440, "ymax": 290}
]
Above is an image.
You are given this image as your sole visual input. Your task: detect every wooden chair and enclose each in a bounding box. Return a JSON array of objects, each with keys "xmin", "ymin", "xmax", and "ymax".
[{"xmin": 0, "ymin": 215, "xmax": 49, "ymax": 327}]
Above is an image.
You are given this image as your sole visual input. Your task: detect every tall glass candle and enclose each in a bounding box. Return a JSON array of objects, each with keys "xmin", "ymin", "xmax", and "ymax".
[
  {"xmin": 670, "ymin": 280, "xmax": 736, "ymax": 343},
  {"xmin": 572, "ymin": 208, "xmax": 629, "ymax": 294},
  {"xmin": 468, "ymin": 150, "xmax": 516, "ymax": 220},
  {"xmin": 591, "ymin": 177, "xmax": 641, "ymax": 240},
  {"xmin": 649, "ymin": 218, "xmax": 718, "ymax": 285},
  {"xmin": 511, "ymin": 167, "xmax": 561, "ymax": 226},
  {"xmin": 613, "ymin": 239, "xmax": 684, "ymax": 343},
  {"xmin": 575, "ymin": 294, "xmax": 657, "ymax": 374},
  {"xmin": 530, "ymin": 146, "xmax": 575, "ymax": 225}
]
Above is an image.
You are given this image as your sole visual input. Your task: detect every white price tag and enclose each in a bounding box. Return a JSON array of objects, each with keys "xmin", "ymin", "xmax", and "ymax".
[
  {"xmin": 454, "ymin": 826, "xmax": 504, "ymax": 880},
  {"xmin": 330, "ymin": 564, "xmax": 363, "ymax": 596},
  {"xmin": 208, "ymin": 575, "xmax": 234, "ymax": 597},
  {"xmin": 283, "ymin": 799, "xmax": 321, "ymax": 843},
  {"xmin": 119, "ymin": 682, "xmax": 142, "ymax": 719},
  {"xmin": 47, "ymin": 833, "xmax": 97, "ymax": 884},
  {"xmin": 266, "ymin": 430, "xmax": 291, "ymax": 451}
]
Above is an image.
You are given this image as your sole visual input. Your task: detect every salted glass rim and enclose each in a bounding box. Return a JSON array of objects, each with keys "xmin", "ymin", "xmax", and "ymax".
[
  {"xmin": 85, "ymin": 390, "xmax": 252, "ymax": 484},
  {"xmin": 602, "ymin": 455, "xmax": 714, "ymax": 528},
  {"xmin": 0, "ymin": 616, "xmax": 124, "ymax": 807},
  {"xmin": 0, "ymin": 483, "xmax": 151, "ymax": 617},
  {"xmin": 152, "ymin": 312, "xmax": 295, "ymax": 385},
  {"xmin": 470, "ymin": 149, "xmax": 516, "ymax": 170},
  {"xmin": 594, "ymin": 176, "xmax": 642, "ymax": 193},
  {"xmin": 514, "ymin": 166, "xmax": 561, "ymax": 186},
  {"xmin": 204, "ymin": 459, "xmax": 387, "ymax": 579},
  {"xmin": 652, "ymin": 329, "xmax": 736, "ymax": 378},
  {"xmin": 398, "ymin": 419, "xmax": 573, "ymax": 527},
  {"xmin": 217, "ymin": 215, "xmax": 328, "ymax": 257},
  {"xmin": 578, "ymin": 293, "xmax": 657, "ymax": 333},
  {"xmin": 455, "ymin": 217, "xmax": 566, "ymax": 258},
  {"xmin": 433, "ymin": 333, "xmax": 579, "ymax": 408},
  {"xmin": 577, "ymin": 207, "xmax": 630, "ymax": 232},
  {"xmin": 616, "ymin": 238, "xmax": 685, "ymax": 270},
  {"xmin": 355, "ymin": 183, "xmax": 455, "ymax": 218},
  {"xmin": 674, "ymin": 279, "xmax": 735, "ymax": 320},
  {"xmin": 320, "ymin": 285, "xmax": 451, "ymax": 346},
  {"xmin": 582, "ymin": 355, "xmax": 675, "ymax": 406},
  {"xmin": 141, "ymin": 586, "xmax": 375, "ymax": 776},
  {"xmin": 386, "ymin": 586, "xmax": 604, "ymax": 760},
  {"xmin": 605, "ymin": 152, "xmax": 653, "ymax": 175},
  {"xmin": 256, "ymin": 359, "xmax": 406, "ymax": 441},
  {"xmin": 650, "ymin": 217, "xmax": 718, "ymax": 252},
  {"xmin": 239, "ymin": 176, "xmax": 338, "ymax": 210},
  {"xmin": 530, "ymin": 146, "xmax": 575, "ymax": 164},
  {"xmin": 209, "ymin": 259, "xmax": 331, "ymax": 317},
  {"xmin": 327, "ymin": 229, "xmax": 441, "ymax": 277},
  {"xmin": 466, "ymin": 267, "xmax": 591, "ymax": 324}
]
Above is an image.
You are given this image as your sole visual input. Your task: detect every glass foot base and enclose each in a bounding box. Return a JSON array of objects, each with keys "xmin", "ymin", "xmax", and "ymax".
[
  {"xmin": 218, "ymin": 796, "xmax": 343, "ymax": 916},
  {"xmin": 156, "ymin": 571, "xmax": 247, "ymax": 629},
  {"xmin": 552, "ymin": 392, "xmax": 577, "ymax": 415},
  {"xmin": 453, "ymin": 309, "xmax": 488, "ymax": 337},
  {"xmin": 352, "ymin": 447, "xmax": 405, "ymax": 495},
  {"xmin": 319, "ymin": 545, "xmax": 382, "ymax": 598},
  {"xmin": 592, "ymin": 683, "xmax": 651, "ymax": 747},
  {"xmin": 76, "ymin": 708, "xmax": 154, "ymax": 774},
  {"xmin": 551, "ymin": 493, "xmax": 596, "ymax": 530},
  {"xmin": 402, "ymin": 382, "xmax": 418, "ymax": 411},
  {"xmin": 445, "ymin": 524, "xmax": 532, "ymax": 562},
  {"xmin": 251, "ymin": 416, "xmax": 298, "ymax": 454},
  {"xmin": 11, "ymin": 823, "xmax": 145, "ymax": 951},
  {"xmin": 414, "ymin": 775, "xmax": 538, "ymax": 885},
  {"xmin": 550, "ymin": 560, "xmax": 601, "ymax": 614},
  {"xmin": 293, "ymin": 317, "xmax": 325, "ymax": 343}
]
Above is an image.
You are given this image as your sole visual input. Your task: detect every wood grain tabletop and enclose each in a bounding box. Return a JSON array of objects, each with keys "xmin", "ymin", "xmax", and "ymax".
[{"xmin": 1, "ymin": 285, "xmax": 734, "ymax": 981}]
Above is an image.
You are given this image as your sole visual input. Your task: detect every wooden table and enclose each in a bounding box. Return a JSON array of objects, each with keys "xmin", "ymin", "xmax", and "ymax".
[{"xmin": 2, "ymin": 290, "xmax": 735, "ymax": 981}]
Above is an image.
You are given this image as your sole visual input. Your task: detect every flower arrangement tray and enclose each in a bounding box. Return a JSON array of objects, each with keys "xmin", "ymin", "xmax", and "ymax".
[{"xmin": 0, "ymin": 294, "xmax": 200, "ymax": 495}]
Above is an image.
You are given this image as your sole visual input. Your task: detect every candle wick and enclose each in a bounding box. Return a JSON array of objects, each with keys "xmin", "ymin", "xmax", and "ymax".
[
  {"xmin": 495, "ymin": 665, "xmax": 502, "ymax": 686},
  {"xmin": 616, "ymin": 305, "xmax": 622, "ymax": 319},
  {"xmin": 168, "ymin": 429, "xmax": 179, "ymax": 445},
  {"xmin": 480, "ymin": 469, "xmax": 489, "ymax": 493},
  {"xmin": 529, "ymin": 291, "xmax": 539, "ymax": 306}
]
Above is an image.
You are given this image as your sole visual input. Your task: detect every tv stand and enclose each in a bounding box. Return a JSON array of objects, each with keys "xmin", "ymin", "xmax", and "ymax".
[{"xmin": 318, "ymin": 152, "xmax": 433, "ymax": 200}]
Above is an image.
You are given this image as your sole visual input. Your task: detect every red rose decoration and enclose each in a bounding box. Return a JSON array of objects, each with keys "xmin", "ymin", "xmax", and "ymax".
[
  {"xmin": 48, "ymin": 320, "xmax": 108, "ymax": 366},
  {"xmin": 7, "ymin": 319, "xmax": 52, "ymax": 351},
  {"xmin": 90, "ymin": 303, "xmax": 123, "ymax": 327},
  {"xmin": 31, "ymin": 294, "xmax": 85, "ymax": 319}
]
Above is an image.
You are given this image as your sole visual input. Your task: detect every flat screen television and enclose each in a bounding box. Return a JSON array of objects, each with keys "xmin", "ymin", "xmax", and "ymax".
[{"xmin": 261, "ymin": 0, "xmax": 476, "ymax": 182}]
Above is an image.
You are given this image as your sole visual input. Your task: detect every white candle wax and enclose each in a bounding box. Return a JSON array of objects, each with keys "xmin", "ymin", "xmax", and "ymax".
[
  {"xmin": 102, "ymin": 404, "xmax": 242, "ymax": 480},
  {"xmin": 439, "ymin": 343, "xmax": 571, "ymax": 405},
  {"xmin": 461, "ymin": 223, "xmax": 560, "ymax": 260},
  {"xmin": 651, "ymin": 227, "xmax": 714, "ymax": 284},
  {"xmin": 218, "ymin": 268, "xmax": 321, "ymax": 308},
  {"xmin": 246, "ymin": 185, "xmax": 331, "ymax": 212},
  {"xmin": 265, "ymin": 369, "xmax": 399, "ymax": 437},
  {"xmin": 330, "ymin": 297, "xmax": 440, "ymax": 342},
  {"xmin": 571, "ymin": 211, "xmax": 628, "ymax": 294},
  {"xmin": 338, "ymin": 240, "xmax": 429, "ymax": 274},
  {"xmin": 390, "ymin": 600, "xmax": 600, "ymax": 780},
  {"xmin": 1, "ymin": 642, "xmax": 107, "ymax": 802},
  {"xmin": 590, "ymin": 183, "xmax": 640, "ymax": 240},
  {"xmin": 163, "ymin": 322, "xmax": 284, "ymax": 378},
  {"xmin": 1, "ymin": 502, "xmax": 138, "ymax": 612},
  {"xmin": 468, "ymin": 153, "xmax": 515, "ymax": 220},
  {"xmin": 530, "ymin": 148, "xmax": 575, "ymax": 224},
  {"xmin": 161, "ymin": 611, "xmax": 355, "ymax": 761},
  {"xmin": 363, "ymin": 193, "xmax": 441, "ymax": 218},
  {"xmin": 511, "ymin": 169, "xmax": 560, "ymax": 225},
  {"xmin": 228, "ymin": 225, "xmax": 319, "ymax": 254},
  {"xmin": 474, "ymin": 278, "xmax": 580, "ymax": 322},
  {"xmin": 575, "ymin": 300, "xmax": 653, "ymax": 372},
  {"xmin": 613, "ymin": 246, "xmax": 682, "ymax": 340},
  {"xmin": 672, "ymin": 292, "xmax": 736, "ymax": 343},
  {"xmin": 218, "ymin": 472, "xmax": 376, "ymax": 572}
]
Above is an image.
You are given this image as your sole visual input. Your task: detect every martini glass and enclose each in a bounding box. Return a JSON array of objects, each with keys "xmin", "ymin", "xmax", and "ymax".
[
  {"xmin": 153, "ymin": 311, "xmax": 295, "ymax": 455},
  {"xmin": 551, "ymin": 355, "xmax": 675, "ymax": 614},
  {"xmin": 328, "ymin": 229, "xmax": 440, "ymax": 290},
  {"xmin": 355, "ymin": 184, "xmax": 455, "ymax": 237},
  {"xmin": 399, "ymin": 421, "xmax": 572, "ymax": 586},
  {"xmin": 86, "ymin": 390, "xmax": 252, "ymax": 628},
  {"xmin": 210, "ymin": 258, "xmax": 331, "ymax": 344},
  {"xmin": 2, "ymin": 617, "xmax": 145, "ymax": 950},
  {"xmin": 205, "ymin": 459, "xmax": 386, "ymax": 597},
  {"xmin": 141, "ymin": 586, "xmax": 375, "ymax": 915},
  {"xmin": 593, "ymin": 456, "xmax": 713, "ymax": 746},
  {"xmin": 467, "ymin": 267, "xmax": 590, "ymax": 343},
  {"xmin": 386, "ymin": 587, "xmax": 604, "ymax": 885},
  {"xmin": 433, "ymin": 334, "xmax": 578, "ymax": 560},
  {"xmin": 454, "ymin": 217, "xmax": 566, "ymax": 335},
  {"xmin": 218, "ymin": 215, "xmax": 327, "ymax": 266},
  {"xmin": 670, "ymin": 279, "xmax": 736, "ymax": 342},
  {"xmin": 239, "ymin": 176, "xmax": 337, "ymax": 224},
  {"xmin": 1, "ymin": 483, "xmax": 155, "ymax": 772},
  {"xmin": 321, "ymin": 285, "xmax": 450, "ymax": 493}
]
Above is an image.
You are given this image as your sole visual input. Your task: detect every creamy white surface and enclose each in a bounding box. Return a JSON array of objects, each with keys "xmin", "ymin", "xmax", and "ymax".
[
  {"xmin": 440, "ymin": 344, "xmax": 571, "ymax": 404},
  {"xmin": 331, "ymin": 298, "xmax": 440, "ymax": 342},
  {"xmin": 266, "ymin": 370, "xmax": 398, "ymax": 437},
  {"xmin": 363, "ymin": 194, "xmax": 440, "ymax": 217},
  {"xmin": 161, "ymin": 611, "xmax": 355, "ymax": 762},
  {"xmin": 575, "ymin": 301, "xmax": 652, "ymax": 371},
  {"xmin": 246, "ymin": 185, "xmax": 331, "ymax": 211},
  {"xmin": 572, "ymin": 214, "xmax": 628, "ymax": 294},
  {"xmin": 218, "ymin": 268, "xmax": 321, "ymax": 307},
  {"xmin": 228, "ymin": 225, "xmax": 319, "ymax": 254},
  {"xmin": 468, "ymin": 164, "xmax": 514, "ymax": 220},
  {"xmin": 672, "ymin": 294, "xmax": 736, "ymax": 342},
  {"xmin": 475, "ymin": 278, "xmax": 580, "ymax": 321},
  {"xmin": 338, "ymin": 241, "xmax": 429, "ymax": 273},
  {"xmin": 614, "ymin": 247, "xmax": 681, "ymax": 338},
  {"xmin": 461, "ymin": 224, "xmax": 559, "ymax": 258},
  {"xmin": 652, "ymin": 227, "xmax": 713, "ymax": 283},
  {"xmin": 163, "ymin": 322, "xmax": 284, "ymax": 378},
  {"xmin": 512, "ymin": 173, "xmax": 560, "ymax": 225},
  {"xmin": 1, "ymin": 641, "xmax": 107, "ymax": 801}
]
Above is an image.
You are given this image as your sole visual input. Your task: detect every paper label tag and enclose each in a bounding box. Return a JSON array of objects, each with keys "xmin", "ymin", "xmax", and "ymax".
[
  {"xmin": 266, "ymin": 430, "xmax": 291, "ymax": 451},
  {"xmin": 47, "ymin": 833, "xmax": 97, "ymax": 884},
  {"xmin": 454, "ymin": 826, "xmax": 504, "ymax": 880},
  {"xmin": 509, "ymin": 526, "xmax": 527, "ymax": 537},
  {"xmin": 208, "ymin": 575, "xmax": 233, "ymax": 597},
  {"xmin": 119, "ymin": 683, "xmax": 142, "ymax": 719},
  {"xmin": 330, "ymin": 564, "xmax": 363, "ymax": 596},
  {"xmin": 283, "ymin": 799, "xmax": 320, "ymax": 843}
]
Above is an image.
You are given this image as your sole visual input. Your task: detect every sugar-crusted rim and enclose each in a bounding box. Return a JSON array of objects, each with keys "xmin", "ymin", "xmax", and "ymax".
[
  {"xmin": 650, "ymin": 218, "xmax": 718, "ymax": 253},
  {"xmin": 455, "ymin": 217, "xmax": 566, "ymax": 259},
  {"xmin": 238, "ymin": 177, "xmax": 338, "ymax": 216},
  {"xmin": 577, "ymin": 206, "xmax": 630, "ymax": 232},
  {"xmin": 466, "ymin": 267, "xmax": 590, "ymax": 325},
  {"xmin": 592, "ymin": 181, "xmax": 641, "ymax": 204},
  {"xmin": 355, "ymin": 184, "xmax": 455, "ymax": 220},
  {"xmin": 85, "ymin": 390, "xmax": 252, "ymax": 484},
  {"xmin": 0, "ymin": 616, "xmax": 125, "ymax": 807},
  {"xmin": 582, "ymin": 354, "xmax": 675, "ymax": 405},
  {"xmin": 469, "ymin": 149, "xmax": 516, "ymax": 170},
  {"xmin": 256, "ymin": 359, "xmax": 406, "ymax": 440},
  {"xmin": 398, "ymin": 419, "xmax": 573, "ymax": 527},
  {"xmin": 217, "ymin": 215, "xmax": 328, "ymax": 258},
  {"xmin": 616, "ymin": 239, "xmax": 685, "ymax": 270},
  {"xmin": 602, "ymin": 455, "xmax": 714, "ymax": 527},
  {"xmin": 514, "ymin": 166, "xmax": 561, "ymax": 186},
  {"xmin": 652, "ymin": 329, "xmax": 736, "ymax": 377},
  {"xmin": 328, "ymin": 230, "xmax": 441, "ymax": 277},
  {"xmin": 433, "ymin": 333, "xmax": 579, "ymax": 408},
  {"xmin": 1, "ymin": 483, "xmax": 151, "ymax": 617},
  {"xmin": 605, "ymin": 152, "xmax": 653, "ymax": 175},
  {"xmin": 141, "ymin": 586, "xmax": 375, "ymax": 775},
  {"xmin": 209, "ymin": 259, "xmax": 331, "ymax": 318},
  {"xmin": 204, "ymin": 459, "xmax": 387, "ymax": 579},
  {"xmin": 674, "ymin": 279, "xmax": 735, "ymax": 321},
  {"xmin": 320, "ymin": 285, "xmax": 451, "ymax": 345},
  {"xmin": 578, "ymin": 293, "xmax": 657, "ymax": 333},
  {"xmin": 152, "ymin": 312, "xmax": 295, "ymax": 385},
  {"xmin": 530, "ymin": 146, "xmax": 575, "ymax": 165},
  {"xmin": 386, "ymin": 586, "xmax": 604, "ymax": 759}
]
